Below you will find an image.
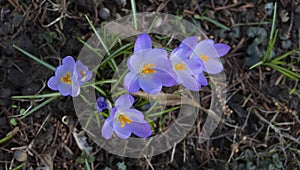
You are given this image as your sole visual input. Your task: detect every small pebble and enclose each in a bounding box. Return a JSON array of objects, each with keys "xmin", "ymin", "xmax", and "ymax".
[
  {"xmin": 281, "ymin": 40, "xmax": 292, "ymax": 49},
  {"xmin": 99, "ymin": 7, "xmax": 110, "ymax": 21},
  {"xmin": 14, "ymin": 150, "xmax": 27, "ymax": 162}
]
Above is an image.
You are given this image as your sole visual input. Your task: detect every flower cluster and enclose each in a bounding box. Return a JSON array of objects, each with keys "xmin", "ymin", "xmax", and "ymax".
[
  {"xmin": 47, "ymin": 56, "xmax": 92, "ymax": 97},
  {"xmin": 124, "ymin": 34, "xmax": 230, "ymax": 94},
  {"xmin": 47, "ymin": 34, "xmax": 230, "ymax": 140}
]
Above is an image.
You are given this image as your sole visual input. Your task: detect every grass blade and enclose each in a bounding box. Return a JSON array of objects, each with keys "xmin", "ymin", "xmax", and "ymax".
[
  {"xmin": 249, "ymin": 61, "xmax": 264, "ymax": 69},
  {"xmin": 20, "ymin": 96, "xmax": 58, "ymax": 119},
  {"xmin": 271, "ymin": 49, "xmax": 296, "ymax": 63},
  {"xmin": 85, "ymin": 15, "xmax": 110, "ymax": 55},
  {"xmin": 269, "ymin": 2, "xmax": 277, "ymax": 43},
  {"xmin": 130, "ymin": 0, "xmax": 138, "ymax": 30},
  {"xmin": 13, "ymin": 45, "xmax": 56, "ymax": 71},
  {"xmin": 265, "ymin": 63, "xmax": 300, "ymax": 80},
  {"xmin": 99, "ymin": 43, "xmax": 133, "ymax": 67},
  {"xmin": 12, "ymin": 92, "xmax": 61, "ymax": 99},
  {"xmin": 194, "ymin": 15, "xmax": 230, "ymax": 31}
]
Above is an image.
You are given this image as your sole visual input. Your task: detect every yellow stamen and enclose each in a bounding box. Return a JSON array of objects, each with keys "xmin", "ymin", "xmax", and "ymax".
[
  {"xmin": 197, "ymin": 36, "xmax": 202, "ymax": 41},
  {"xmin": 200, "ymin": 55, "xmax": 210, "ymax": 62},
  {"xmin": 118, "ymin": 115, "xmax": 132, "ymax": 128},
  {"xmin": 141, "ymin": 64, "xmax": 156, "ymax": 74},
  {"xmin": 61, "ymin": 72, "xmax": 71, "ymax": 84},
  {"xmin": 80, "ymin": 70, "xmax": 86, "ymax": 79},
  {"xmin": 174, "ymin": 63, "xmax": 187, "ymax": 71}
]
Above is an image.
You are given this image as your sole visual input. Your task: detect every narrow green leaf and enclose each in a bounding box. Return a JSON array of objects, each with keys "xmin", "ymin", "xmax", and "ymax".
[
  {"xmin": 271, "ymin": 50, "xmax": 296, "ymax": 63},
  {"xmin": 12, "ymin": 92, "xmax": 61, "ymax": 99},
  {"xmin": 130, "ymin": 0, "xmax": 138, "ymax": 30},
  {"xmin": 262, "ymin": 29, "xmax": 278, "ymax": 62},
  {"xmin": 269, "ymin": 2, "xmax": 277, "ymax": 43},
  {"xmin": 194, "ymin": 15, "xmax": 230, "ymax": 31},
  {"xmin": 85, "ymin": 15, "xmax": 110, "ymax": 55},
  {"xmin": 249, "ymin": 61, "xmax": 264, "ymax": 69},
  {"xmin": 99, "ymin": 43, "xmax": 133, "ymax": 67},
  {"xmin": 13, "ymin": 45, "xmax": 56, "ymax": 71},
  {"xmin": 77, "ymin": 37, "xmax": 102, "ymax": 58},
  {"xmin": 265, "ymin": 63, "xmax": 300, "ymax": 80},
  {"xmin": 20, "ymin": 96, "xmax": 58, "ymax": 119}
]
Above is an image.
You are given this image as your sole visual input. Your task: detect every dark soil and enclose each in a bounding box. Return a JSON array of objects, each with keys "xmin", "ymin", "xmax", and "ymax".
[{"xmin": 1, "ymin": 0, "xmax": 300, "ymax": 169}]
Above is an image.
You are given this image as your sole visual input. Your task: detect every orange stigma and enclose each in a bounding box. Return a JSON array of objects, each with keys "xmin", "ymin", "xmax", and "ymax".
[
  {"xmin": 118, "ymin": 115, "xmax": 132, "ymax": 128},
  {"xmin": 80, "ymin": 70, "xmax": 86, "ymax": 79},
  {"xmin": 175, "ymin": 63, "xmax": 187, "ymax": 71},
  {"xmin": 61, "ymin": 72, "xmax": 71, "ymax": 84},
  {"xmin": 200, "ymin": 55, "xmax": 210, "ymax": 62},
  {"xmin": 141, "ymin": 64, "xmax": 156, "ymax": 74}
]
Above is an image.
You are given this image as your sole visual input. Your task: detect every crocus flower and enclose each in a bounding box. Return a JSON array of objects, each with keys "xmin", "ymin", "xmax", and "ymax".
[
  {"xmin": 47, "ymin": 56, "xmax": 92, "ymax": 96},
  {"xmin": 75, "ymin": 60, "xmax": 92, "ymax": 86},
  {"xmin": 47, "ymin": 56, "xmax": 80, "ymax": 96},
  {"xmin": 170, "ymin": 48, "xmax": 206, "ymax": 90},
  {"xmin": 177, "ymin": 36, "xmax": 198, "ymax": 58},
  {"xmin": 124, "ymin": 33, "xmax": 176, "ymax": 94},
  {"xmin": 96, "ymin": 96, "xmax": 108, "ymax": 112},
  {"xmin": 101, "ymin": 94, "xmax": 152, "ymax": 139},
  {"xmin": 191, "ymin": 39, "xmax": 230, "ymax": 74}
]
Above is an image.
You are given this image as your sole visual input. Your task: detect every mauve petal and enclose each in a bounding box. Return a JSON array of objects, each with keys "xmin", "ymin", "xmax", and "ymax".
[
  {"xmin": 177, "ymin": 71, "xmax": 200, "ymax": 91},
  {"xmin": 115, "ymin": 94, "xmax": 134, "ymax": 109},
  {"xmin": 113, "ymin": 121, "xmax": 131, "ymax": 139},
  {"xmin": 62, "ymin": 56, "xmax": 76, "ymax": 70},
  {"xmin": 101, "ymin": 117, "xmax": 114, "ymax": 140},
  {"xmin": 121, "ymin": 109, "xmax": 145, "ymax": 122},
  {"xmin": 143, "ymin": 48, "xmax": 170, "ymax": 72},
  {"xmin": 204, "ymin": 59, "xmax": 224, "ymax": 74},
  {"xmin": 75, "ymin": 60, "xmax": 92, "ymax": 84},
  {"xmin": 58, "ymin": 83, "xmax": 72, "ymax": 96},
  {"xmin": 134, "ymin": 33, "xmax": 152, "ymax": 53},
  {"xmin": 154, "ymin": 70, "xmax": 176, "ymax": 87},
  {"xmin": 214, "ymin": 43, "xmax": 230, "ymax": 57},
  {"xmin": 124, "ymin": 72, "xmax": 140, "ymax": 93},
  {"xmin": 139, "ymin": 75, "xmax": 162, "ymax": 94},
  {"xmin": 196, "ymin": 72, "xmax": 208, "ymax": 86},
  {"xmin": 194, "ymin": 39, "xmax": 219, "ymax": 59},
  {"xmin": 55, "ymin": 64, "xmax": 69, "ymax": 77},
  {"xmin": 128, "ymin": 53, "xmax": 144, "ymax": 73},
  {"xmin": 47, "ymin": 76, "xmax": 59, "ymax": 90},
  {"xmin": 184, "ymin": 57, "xmax": 204, "ymax": 75},
  {"xmin": 179, "ymin": 36, "xmax": 198, "ymax": 57},
  {"xmin": 170, "ymin": 47, "xmax": 181, "ymax": 58},
  {"xmin": 129, "ymin": 121, "xmax": 152, "ymax": 138},
  {"xmin": 71, "ymin": 82, "xmax": 80, "ymax": 97}
]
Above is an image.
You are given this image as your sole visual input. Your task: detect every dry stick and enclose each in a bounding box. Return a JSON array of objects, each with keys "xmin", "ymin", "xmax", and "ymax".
[
  {"xmin": 144, "ymin": 155, "xmax": 155, "ymax": 170},
  {"xmin": 132, "ymin": 91, "xmax": 230, "ymax": 126}
]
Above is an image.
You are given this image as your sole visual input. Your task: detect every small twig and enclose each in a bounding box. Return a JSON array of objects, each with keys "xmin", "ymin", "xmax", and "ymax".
[
  {"xmin": 170, "ymin": 142, "xmax": 177, "ymax": 162},
  {"xmin": 144, "ymin": 155, "xmax": 155, "ymax": 170}
]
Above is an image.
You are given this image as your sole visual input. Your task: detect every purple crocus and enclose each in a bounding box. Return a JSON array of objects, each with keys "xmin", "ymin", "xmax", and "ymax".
[
  {"xmin": 191, "ymin": 39, "xmax": 230, "ymax": 74},
  {"xmin": 124, "ymin": 33, "xmax": 176, "ymax": 94},
  {"xmin": 47, "ymin": 56, "xmax": 80, "ymax": 96},
  {"xmin": 101, "ymin": 94, "xmax": 152, "ymax": 139},
  {"xmin": 170, "ymin": 48, "xmax": 206, "ymax": 90},
  {"xmin": 177, "ymin": 36, "xmax": 198, "ymax": 58},
  {"xmin": 47, "ymin": 56, "xmax": 92, "ymax": 96},
  {"xmin": 96, "ymin": 96, "xmax": 108, "ymax": 112},
  {"xmin": 75, "ymin": 60, "xmax": 92, "ymax": 86}
]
